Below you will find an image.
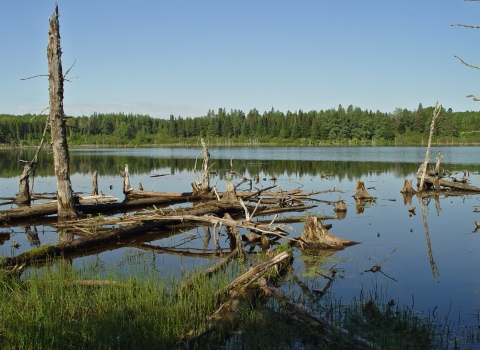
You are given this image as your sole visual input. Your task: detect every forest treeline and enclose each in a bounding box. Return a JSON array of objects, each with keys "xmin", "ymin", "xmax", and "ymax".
[{"xmin": 1, "ymin": 103, "xmax": 480, "ymax": 147}]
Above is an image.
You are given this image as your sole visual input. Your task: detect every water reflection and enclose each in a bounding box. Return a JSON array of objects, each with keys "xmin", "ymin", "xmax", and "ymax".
[{"xmin": 419, "ymin": 196, "xmax": 440, "ymax": 279}]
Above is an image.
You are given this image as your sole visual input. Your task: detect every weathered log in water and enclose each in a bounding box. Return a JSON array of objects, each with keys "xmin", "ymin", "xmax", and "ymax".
[
  {"xmin": 180, "ymin": 251, "xmax": 293, "ymax": 348},
  {"xmin": 420, "ymin": 177, "xmax": 480, "ymax": 192},
  {"xmin": 0, "ymin": 195, "xmax": 119, "ymax": 223}
]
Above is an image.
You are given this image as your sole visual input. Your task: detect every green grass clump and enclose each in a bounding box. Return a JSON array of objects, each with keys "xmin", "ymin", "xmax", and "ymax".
[{"xmin": 0, "ymin": 258, "xmax": 235, "ymax": 349}]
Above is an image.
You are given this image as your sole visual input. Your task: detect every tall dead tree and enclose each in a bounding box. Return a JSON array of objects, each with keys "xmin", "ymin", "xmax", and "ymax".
[{"xmin": 48, "ymin": 5, "xmax": 78, "ymax": 218}]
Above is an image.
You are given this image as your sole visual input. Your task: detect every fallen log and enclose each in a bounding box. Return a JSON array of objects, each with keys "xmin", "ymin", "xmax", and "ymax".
[
  {"xmin": 180, "ymin": 251, "xmax": 292, "ymax": 348},
  {"xmin": 0, "ymin": 195, "xmax": 119, "ymax": 223},
  {"xmin": 421, "ymin": 177, "xmax": 480, "ymax": 192}
]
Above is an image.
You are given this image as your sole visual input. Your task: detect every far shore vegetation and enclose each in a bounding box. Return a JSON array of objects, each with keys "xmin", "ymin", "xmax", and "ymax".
[{"xmin": 1, "ymin": 103, "xmax": 480, "ymax": 148}]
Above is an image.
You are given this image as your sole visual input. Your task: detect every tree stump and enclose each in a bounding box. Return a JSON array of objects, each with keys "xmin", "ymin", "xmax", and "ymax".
[
  {"xmin": 334, "ymin": 200, "xmax": 347, "ymax": 212},
  {"xmin": 353, "ymin": 181, "xmax": 375, "ymax": 200},
  {"xmin": 400, "ymin": 178, "xmax": 416, "ymax": 194},
  {"xmin": 220, "ymin": 181, "xmax": 239, "ymax": 204},
  {"xmin": 299, "ymin": 215, "xmax": 359, "ymax": 249}
]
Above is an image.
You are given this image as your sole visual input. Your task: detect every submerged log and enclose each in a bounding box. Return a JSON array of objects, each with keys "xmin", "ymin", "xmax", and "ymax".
[
  {"xmin": 298, "ymin": 215, "xmax": 359, "ymax": 249},
  {"xmin": 353, "ymin": 181, "xmax": 375, "ymax": 200}
]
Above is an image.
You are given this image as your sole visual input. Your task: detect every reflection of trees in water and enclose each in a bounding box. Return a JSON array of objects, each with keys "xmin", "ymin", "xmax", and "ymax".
[{"xmin": 0, "ymin": 149, "xmax": 426, "ymax": 180}]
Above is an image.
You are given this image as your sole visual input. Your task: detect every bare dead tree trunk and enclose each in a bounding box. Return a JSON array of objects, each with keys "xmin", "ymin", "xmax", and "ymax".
[
  {"xmin": 15, "ymin": 118, "xmax": 50, "ymax": 204},
  {"xmin": 92, "ymin": 171, "xmax": 98, "ymax": 196},
  {"xmin": 47, "ymin": 5, "xmax": 78, "ymax": 218},
  {"xmin": 418, "ymin": 102, "xmax": 442, "ymax": 190}
]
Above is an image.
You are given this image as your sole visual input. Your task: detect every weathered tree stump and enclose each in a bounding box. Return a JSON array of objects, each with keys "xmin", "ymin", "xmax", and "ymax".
[
  {"xmin": 221, "ymin": 182, "xmax": 239, "ymax": 204},
  {"xmin": 299, "ymin": 215, "xmax": 359, "ymax": 249},
  {"xmin": 400, "ymin": 178, "xmax": 416, "ymax": 194},
  {"xmin": 92, "ymin": 171, "xmax": 98, "ymax": 196},
  {"xmin": 334, "ymin": 200, "xmax": 347, "ymax": 212},
  {"xmin": 353, "ymin": 181, "xmax": 375, "ymax": 200}
]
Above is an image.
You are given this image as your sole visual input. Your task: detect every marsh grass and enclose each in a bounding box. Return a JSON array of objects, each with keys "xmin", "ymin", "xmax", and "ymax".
[
  {"xmin": 0, "ymin": 254, "xmax": 476, "ymax": 349},
  {"xmin": 0, "ymin": 257, "xmax": 237, "ymax": 349}
]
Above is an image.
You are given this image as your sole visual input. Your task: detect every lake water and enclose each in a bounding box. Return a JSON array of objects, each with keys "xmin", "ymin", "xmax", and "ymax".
[{"xmin": 1, "ymin": 146, "xmax": 480, "ymax": 332}]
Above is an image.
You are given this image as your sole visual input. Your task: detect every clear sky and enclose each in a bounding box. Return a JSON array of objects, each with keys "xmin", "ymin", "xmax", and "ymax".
[{"xmin": 1, "ymin": 1, "xmax": 480, "ymax": 119}]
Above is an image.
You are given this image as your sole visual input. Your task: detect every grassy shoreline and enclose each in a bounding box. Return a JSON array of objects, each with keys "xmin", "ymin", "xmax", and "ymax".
[{"xmin": 1, "ymin": 253, "xmax": 476, "ymax": 349}]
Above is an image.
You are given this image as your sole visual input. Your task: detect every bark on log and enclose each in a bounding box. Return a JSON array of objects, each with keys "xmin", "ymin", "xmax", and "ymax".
[
  {"xmin": 354, "ymin": 181, "xmax": 375, "ymax": 200},
  {"xmin": 48, "ymin": 5, "xmax": 78, "ymax": 218},
  {"xmin": 0, "ymin": 195, "xmax": 118, "ymax": 223},
  {"xmin": 299, "ymin": 215, "xmax": 359, "ymax": 249}
]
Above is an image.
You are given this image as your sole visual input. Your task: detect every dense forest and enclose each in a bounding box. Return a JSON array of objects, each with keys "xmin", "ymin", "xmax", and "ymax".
[{"xmin": 1, "ymin": 103, "xmax": 480, "ymax": 147}]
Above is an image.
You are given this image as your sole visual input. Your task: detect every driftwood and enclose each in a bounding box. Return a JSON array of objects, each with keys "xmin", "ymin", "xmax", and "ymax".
[
  {"xmin": 297, "ymin": 215, "xmax": 359, "ymax": 249},
  {"xmin": 353, "ymin": 181, "xmax": 375, "ymax": 200}
]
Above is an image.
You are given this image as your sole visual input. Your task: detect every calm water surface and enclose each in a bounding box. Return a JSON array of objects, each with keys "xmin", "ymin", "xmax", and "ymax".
[{"xmin": 1, "ymin": 146, "xmax": 480, "ymax": 331}]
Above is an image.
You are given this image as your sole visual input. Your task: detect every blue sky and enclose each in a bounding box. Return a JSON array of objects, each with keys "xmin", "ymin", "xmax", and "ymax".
[{"xmin": 1, "ymin": 1, "xmax": 479, "ymax": 118}]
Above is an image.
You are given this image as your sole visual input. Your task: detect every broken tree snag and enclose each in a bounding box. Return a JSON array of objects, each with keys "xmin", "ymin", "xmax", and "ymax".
[
  {"xmin": 15, "ymin": 118, "xmax": 50, "ymax": 204},
  {"xmin": 15, "ymin": 162, "xmax": 32, "ymax": 204},
  {"xmin": 192, "ymin": 138, "xmax": 212, "ymax": 196},
  {"xmin": 220, "ymin": 181, "xmax": 239, "ymax": 204},
  {"xmin": 400, "ymin": 178, "xmax": 416, "ymax": 194},
  {"xmin": 353, "ymin": 181, "xmax": 375, "ymax": 200},
  {"xmin": 120, "ymin": 164, "xmax": 133, "ymax": 195},
  {"xmin": 48, "ymin": 5, "xmax": 78, "ymax": 218},
  {"xmin": 92, "ymin": 171, "xmax": 98, "ymax": 196},
  {"xmin": 299, "ymin": 215, "xmax": 359, "ymax": 249},
  {"xmin": 419, "ymin": 102, "xmax": 442, "ymax": 190}
]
